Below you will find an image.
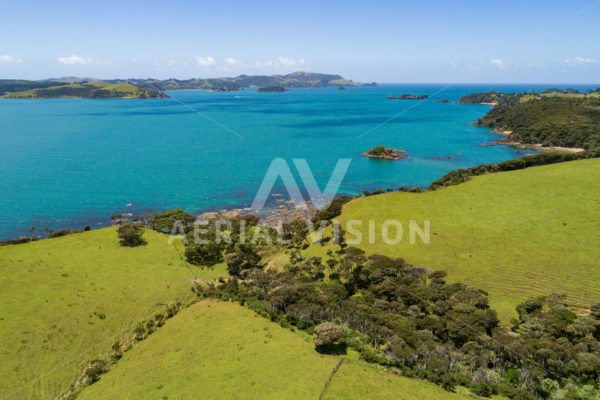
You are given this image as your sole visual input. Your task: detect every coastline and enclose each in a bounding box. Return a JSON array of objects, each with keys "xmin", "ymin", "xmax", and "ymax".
[{"xmin": 490, "ymin": 128, "xmax": 585, "ymax": 153}]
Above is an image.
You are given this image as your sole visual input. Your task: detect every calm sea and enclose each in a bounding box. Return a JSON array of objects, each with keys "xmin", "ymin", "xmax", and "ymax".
[{"xmin": 0, "ymin": 84, "xmax": 594, "ymax": 239}]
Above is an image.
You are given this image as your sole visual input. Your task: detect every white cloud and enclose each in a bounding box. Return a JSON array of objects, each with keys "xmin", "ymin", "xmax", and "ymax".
[
  {"xmin": 167, "ymin": 59, "xmax": 181, "ymax": 67},
  {"xmin": 0, "ymin": 55, "xmax": 23, "ymax": 64},
  {"xmin": 196, "ymin": 56, "xmax": 216, "ymax": 67},
  {"xmin": 253, "ymin": 60, "xmax": 274, "ymax": 68},
  {"xmin": 489, "ymin": 59, "xmax": 505, "ymax": 68},
  {"xmin": 564, "ymin": 57, "xmax": 597, "ymax": 66},
  {"xmin": 276, "ymin": 57, "xmax": 305, "ymax": 67},
  {"xmin": 224, "ymin": 57, "xmax": 239, "ymax": 65},
  {"xmin": 58, "ymin": 55, "xmax": 92, "ymax": 65}
]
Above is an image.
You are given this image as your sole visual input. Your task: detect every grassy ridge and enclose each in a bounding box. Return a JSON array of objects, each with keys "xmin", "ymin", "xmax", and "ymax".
[
  {"xmin": 323, "ymin": 159, "xmax": 600, "ymax": 323},
  {"xmin": 78, "ymin": 300, "xmax": 470, "ymax": 400},
  {"xmin": 0, "ymin": 227, "xmax": 225, "ymax": 399}
]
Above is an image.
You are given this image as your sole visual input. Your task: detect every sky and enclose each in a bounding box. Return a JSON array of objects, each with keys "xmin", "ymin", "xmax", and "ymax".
[{"xmin": 0, "ymin": 0, "xmax": 599, "ymax": 83}]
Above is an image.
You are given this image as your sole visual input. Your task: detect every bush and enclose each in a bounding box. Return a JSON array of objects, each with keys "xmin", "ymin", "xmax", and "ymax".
[
  {"xmin": 116, "ymin": 223, "xmax": 145, "ymax": 246},
  {"xmin": 313, "ymin": 322, "xmax": 344, "ymax": 347},
  {"xmin": 143, "ymin": 209, "xmax": 195, "ymax": 233},
  {"xmin": 225, "ymin": 244, "xmax": 261, "ymax": 275},
  {"xmin": 50, "ymin": 229, "xmax": 81, "ymax": 238},
  {"xmin": 84, "ymin": 359, "xmax": 109, "ymax": 383},
  {"xmin": 185, "ymin": 241, "xmax": 223, "ymax": 266}
]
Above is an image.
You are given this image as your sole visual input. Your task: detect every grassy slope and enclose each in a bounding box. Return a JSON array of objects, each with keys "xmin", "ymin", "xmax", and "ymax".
[
  {"xmin": 310, "ymin": 159, "xmax": 600, "ymax": 323},
  {"xmin": 0, "ymin": 227, "xmax": 225, "ymax": 399},
  {"xmin": 78, "ymin": 300, "xmax": 470, "ymax": 400}
]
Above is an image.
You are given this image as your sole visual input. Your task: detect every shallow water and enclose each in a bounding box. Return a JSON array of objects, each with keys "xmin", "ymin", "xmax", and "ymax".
[{"xmin": 0, "ymin": 83, "xmax": 593, "ymax": 239}]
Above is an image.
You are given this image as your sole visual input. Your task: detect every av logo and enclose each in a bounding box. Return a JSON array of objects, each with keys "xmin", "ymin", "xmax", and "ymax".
[{"xmin": 250, "ymin": 158, "xmax": 352, "ymax": 211}]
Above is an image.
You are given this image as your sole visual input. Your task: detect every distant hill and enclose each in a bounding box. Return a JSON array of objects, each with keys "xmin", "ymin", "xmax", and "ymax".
[
  {"xmin": 0, "ymin": 72, "xmax": 375, "ymax": 98},
  {"xmin": 0, "ymin": 80, "xmax": 168, "ymax": 99},
  {"xmin": 114, "ymin": 71, "xmax": 376, "ymax": 91}
]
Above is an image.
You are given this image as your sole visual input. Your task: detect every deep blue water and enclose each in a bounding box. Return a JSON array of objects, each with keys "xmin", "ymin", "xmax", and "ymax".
[{"xmin": 0, "ymin": 83, "xmax": 595, "ymax": 239}]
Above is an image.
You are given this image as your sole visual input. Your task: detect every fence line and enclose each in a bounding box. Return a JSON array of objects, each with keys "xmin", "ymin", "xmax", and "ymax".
[{"xmin": 318, "ymin": 357, "xmax": 344, "ymax": 400}]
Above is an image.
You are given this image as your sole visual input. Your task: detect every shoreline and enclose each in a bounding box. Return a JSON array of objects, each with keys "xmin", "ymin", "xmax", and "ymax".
[{"xmin": 490, "ymin": 128, "xmax": 585, "ymax": 153}]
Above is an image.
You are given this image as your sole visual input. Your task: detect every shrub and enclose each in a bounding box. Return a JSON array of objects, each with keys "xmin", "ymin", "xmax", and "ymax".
[
  {"xmin": 116, "ymin": 223, "xmax": 145, "ymax": 246},
  {"xmin": 184, "ymin": 241, "xmax": 223, "ymax": 266},
  {"xmin": 313, "ymin": 322, "xmax": 344, "ymax": 347},
  {"xmin": 84, "ymin": 359, "xmax": 109, "ymax": 383}
]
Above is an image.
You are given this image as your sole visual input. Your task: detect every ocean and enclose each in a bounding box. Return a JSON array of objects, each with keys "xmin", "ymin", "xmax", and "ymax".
[{"xmin": 0, "ymin": 83, "xmax": 594, "ymax": 239}]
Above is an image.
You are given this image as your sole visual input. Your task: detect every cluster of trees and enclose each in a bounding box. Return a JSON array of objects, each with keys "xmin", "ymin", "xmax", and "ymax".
[
  {"xmin": 198, "ymin": 241, "xmax": 600, "ymax": 399},
  {"xmin": 141, "ymin": 209, "xmax": 275, "ymax": 275},
  {"xmin": 476, "ymin": 97, "xmax": 600, "ymax": 150}
]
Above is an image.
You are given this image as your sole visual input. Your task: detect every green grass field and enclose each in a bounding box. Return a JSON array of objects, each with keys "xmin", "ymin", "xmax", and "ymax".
[
  {"xmin": 327, "ymin": 159, "xmax": 600, "ymax": 323},
  {"xmin": 0, "ymin": 227, "xmax": 225, "ymax": 399},
  {"xmin": 78, "ymin": 300, "xmax": 471, "ymax": 400}
]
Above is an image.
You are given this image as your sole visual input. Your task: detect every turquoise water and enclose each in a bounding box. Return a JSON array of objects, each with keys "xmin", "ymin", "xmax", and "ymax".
[{"xmin": 0, "ymin": 84, "xmax": 593, "ymax": 239}]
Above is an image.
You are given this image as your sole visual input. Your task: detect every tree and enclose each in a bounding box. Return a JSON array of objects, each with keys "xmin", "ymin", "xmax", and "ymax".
[
  {"xmin": 184, "ymin": 241, "xmax": 223, "ymax": 266},
  {"xmin": 313, "ymin": 322, "xmax": 344, "ymax": 347},
  {"xmin": 142, "ymin": 209, "xmax": 195, "ymax": 233},
  {"xmin": 225, "ymin": 244, "xmax": 261, "ymax": 275},
  {"xmin": 282, "ymin": 219, "xmax": 309, "ymax": 249},
  {"xmin": 117, "ymin": 223, "xmax": 145, "ymax": 246}
]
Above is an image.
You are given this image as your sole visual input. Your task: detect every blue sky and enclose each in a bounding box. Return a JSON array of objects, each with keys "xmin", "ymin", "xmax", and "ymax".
[{"xmin": 0, "ymin": 0, "xmax": 599, "ymax": 83}]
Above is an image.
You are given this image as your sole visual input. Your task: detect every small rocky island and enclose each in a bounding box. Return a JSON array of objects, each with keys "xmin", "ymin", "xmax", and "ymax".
[
  {"xmin": 361, "ymin": 144, "xmax": 408, "ymax": 160},
  {"xmin": 387, "ymin": 94, "xmax": 428, "ymax": 100},
  {"xmin": 258, "ymin": 86, "xmax": 288, "ymax": 92}
]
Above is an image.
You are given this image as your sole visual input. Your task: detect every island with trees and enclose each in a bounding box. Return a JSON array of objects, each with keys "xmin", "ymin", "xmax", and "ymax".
[
  {"xmin": 258, "ymin": 86, "xmax": 288, "ymax": 92},
  {"xmin": 361, "ymin": 144, "xmax": 409, "ymax": 160},
  {"xmin": 387, "ymin": 94, "xmax": 428, "ymax": 100}
]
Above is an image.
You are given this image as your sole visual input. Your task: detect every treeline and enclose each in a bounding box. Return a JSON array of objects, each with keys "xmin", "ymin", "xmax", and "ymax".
[
  {"xmin": 198, "ymin": 243, "xmax": 600, "ymax": 400},
  {"xmin": 428, "ymin": 150, "xmax": 600, "ymax": 190},
  {"xmin": 476, "ymin": 97, "xmax": 600, "ymax": 149}
]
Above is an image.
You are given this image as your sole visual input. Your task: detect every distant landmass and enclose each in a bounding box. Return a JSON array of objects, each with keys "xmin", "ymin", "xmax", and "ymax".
[
  {"xmin": 0, "ymin": 80, "xmax": 167, "ymax": 99},
  {"xmin": 460, "ymin": 89, "xmax": 600, "ymax": 150},
  {"xmin": 117, "ymin": 71, "xmax": 376, "ymax": 92},
  {"xmin": 0, "ymin": 72, "xmax": 376, "ymax": 99}
]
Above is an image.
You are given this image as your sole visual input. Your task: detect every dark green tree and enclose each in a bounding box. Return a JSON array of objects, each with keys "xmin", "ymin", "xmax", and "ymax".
[{"xmin": 117, "ymin": 223, "xmax": 145, "ymax": 247}]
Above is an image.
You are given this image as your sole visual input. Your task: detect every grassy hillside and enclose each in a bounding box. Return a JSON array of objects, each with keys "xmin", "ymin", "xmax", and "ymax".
[
  {"xmin": 0, "ymin": 227, "xmax": 226, "ymax": 399},
  {"xmin": 0, "ymin": 81, "xmax": 167, "ymax": 99},
  {"xmin": 78, "ymin": 300, "xmax": 471, "ymax": 400},
  {"xmin": 319, "ymin": 159, "xmax": 600, "ymax": 323}
]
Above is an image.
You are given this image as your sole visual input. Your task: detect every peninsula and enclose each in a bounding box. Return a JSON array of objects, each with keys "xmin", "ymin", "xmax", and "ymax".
[{"xmin": 460, "ymin": 89, "xmax": 600, "ymax": 150}]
